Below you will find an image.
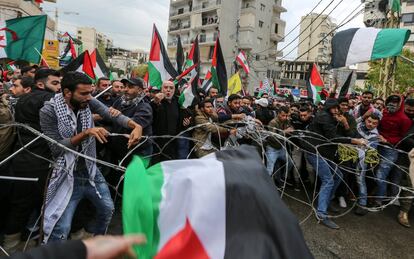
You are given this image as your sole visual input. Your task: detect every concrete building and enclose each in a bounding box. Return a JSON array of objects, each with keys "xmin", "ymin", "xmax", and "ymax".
[
  {"xmin": 107, "ymin": 47, "xmax": 148, "ymax": 75},
  {"xmin": 76, "ymin": 27, "xmax": 113, "ymax": 52},
  {"xmin": 277, "ymin": 60, "xmax": 330, "ymax": 88},
  {"xmin": 167, "ymin": 0, "xmax": 286, "ymax": 93},
  {"xmin": 401, "ymin": 0, "xmax": 414, "ymax": 52},
  {"xmin": 0, "ymin": 0, "xmax": 57, "ymax": 40},
  {"xmin": 297, "ymin": 13, "xmax": 336, "ymax": 63}
]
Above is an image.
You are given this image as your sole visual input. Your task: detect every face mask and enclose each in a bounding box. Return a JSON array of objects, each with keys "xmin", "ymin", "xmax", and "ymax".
[{"xmin": 386, "ymin": 103, "xmax": 398, "ymax": 113}]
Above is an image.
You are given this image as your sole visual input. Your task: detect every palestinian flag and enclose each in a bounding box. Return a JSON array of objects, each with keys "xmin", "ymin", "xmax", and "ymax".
[
  {"xmin": 236, "ymin": 50, "xmax": 250, "ymax": 74},
  {"xmin": 0, "ymin": 15, "xmax": 47, "ymax": 64},
  {"xmin": 306, "ymin": 63, "xmax": 324, "ymax": 104},
  {"xmin": 59, "ymin": 32, "xmax": 77, "ymax": 65},
  {"xmin": 201, "ymin": 70, "xmax": 213, "ymax": 93},
  {"xmin": 330, "ymin": 28, "xmax": 410, "ymax": 68},
  {"xmin": 177, "ymin": 64, "xmax": 198, "ymax": 108},
  {"xmin": 184, "ymin": 35, "xmax": 200, "ymax": 70},
  {"xmin": 210, "ymin": 38, "xmax": 227, "ymax": 96},
  {"xmin": 123, "ymin": 146, "xmax": 313, "ymax": 259},
  {"xmin": 60, "ymin": 50, "xmax": 95, "ymax": 79},
  {"xmin": 148, "ymin": 24, "xmax": 177, "ymax": 89},
  {"xmin": 339, "ymin": 71, "xmax": 353, "ymax": 97},
  {"xmin": 90, "ymin": 49, "xmax": 109, "ymax": 79}
]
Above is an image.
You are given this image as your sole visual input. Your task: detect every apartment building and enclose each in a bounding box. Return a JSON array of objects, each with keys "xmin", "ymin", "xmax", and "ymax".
[
  {"xmin": 401, "ymin": 0, "xmax": 414, "ymax": 52},
  {"xmin": 167, "ymin": 0, "xmax": 286, "ymax": 92},
  {"xmin": 76, "ymin": 27, "xmax": 113, "ymax": 53},
  {"xmin": 297, "ymin": 13, "xmax": 336, "ymax": 63}
]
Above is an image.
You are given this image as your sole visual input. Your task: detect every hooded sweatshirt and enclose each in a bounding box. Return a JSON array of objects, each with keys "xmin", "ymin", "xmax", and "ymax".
[{"xmin": 378, "ymin": 96, "xmax": 412, "ymax": 146}]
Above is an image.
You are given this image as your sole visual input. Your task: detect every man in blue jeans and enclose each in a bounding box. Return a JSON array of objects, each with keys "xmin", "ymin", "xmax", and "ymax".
[
  {"xmin": 304, "ymin": 99, "xmax": 366, "ymax": 229},
  {"xmin": 40, "ymin": 72, "xmax": 143, "ymax": 243}
]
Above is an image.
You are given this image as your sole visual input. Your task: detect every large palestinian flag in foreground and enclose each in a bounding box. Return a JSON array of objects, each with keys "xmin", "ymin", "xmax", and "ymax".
[
  {"xmin": 330, "ymin": 28, "xmax": 410, "ymax": 68},
  {"xmin": 148, "ymin": 25, "xmax": 177, "ymax": 89},
  {"xmin": 123, "ymin": 146, "xmax": 312, "ymax": 259},
  {"xmin": 0, "ymin": 15, "xmax": 47, "ymax": 64},
  {"xmin": 306, "ymin": 63, "xmax": 324, "ymax": 104}
]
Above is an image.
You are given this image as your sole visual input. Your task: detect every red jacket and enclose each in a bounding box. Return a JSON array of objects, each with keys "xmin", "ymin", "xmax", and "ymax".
[{"xmin": 379, "ymin": 98, "xmax": 412, "ymax": 146}]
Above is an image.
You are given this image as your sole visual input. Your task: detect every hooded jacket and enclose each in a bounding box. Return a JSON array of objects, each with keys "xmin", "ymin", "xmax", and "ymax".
[{"xmin": 378, "ymin": 96, "xmax": 412, "ymax": 146}]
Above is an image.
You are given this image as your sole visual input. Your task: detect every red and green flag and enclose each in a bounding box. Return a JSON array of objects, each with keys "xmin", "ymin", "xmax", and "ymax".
[
  {"xmin": 0, "ymin": 15, "xmax": 47, "ymax": 64},
  {"xmin": 148, "ymin": 24, "xmax": 177, "ymax": 90},
  {"xmin": 123, "ymin": 147, "xmax": 313, "ymax": 259},
  {"xmin": 209, "ymin": 37, "xmax": 227, "ymax": 96},
  {"xmin": 60, "ymin": 50, "xmax": 95, "ymax": 79},
  {"xmin": 90, "ymin": 49, "xmax": 109, "ymax": 79},
  {"xmin": 306, "ymin": 63, "xmax": 324, "ymax": 103}
]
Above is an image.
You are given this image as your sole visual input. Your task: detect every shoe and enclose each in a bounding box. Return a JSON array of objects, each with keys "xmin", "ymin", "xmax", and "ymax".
[
  {"xmin": 398, "ymin": 211, "xmax": 411, "ymax": 228},
  {"xmin": 319, "ymin": 218, "xmax": 340, "ymax": 230},
  {"xmin": 328, "ymin": 203, "xmax": 340, "ymax": 213},
  {"xmin": 338, "ymin": 196, "xmax": 347, "ymax": 208},
  {"xmin": 354, "ymin": 206, "xmax": 368, "ymax": 216},
  {"xmin": 3, "ymin": 233, "xmax": 22, "ymax": 254},
  {"xmin": 70, "ymin": 228, "xmax": 95, "ymax": 240}
]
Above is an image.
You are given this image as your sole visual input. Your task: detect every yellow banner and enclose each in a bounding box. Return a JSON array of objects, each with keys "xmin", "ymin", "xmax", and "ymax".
[{"xmin": 42, "ymin": 40, "xmax": 59, "ymax": 69}]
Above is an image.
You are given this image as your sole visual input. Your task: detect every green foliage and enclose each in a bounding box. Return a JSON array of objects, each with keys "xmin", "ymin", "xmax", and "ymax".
[
  {"xmin": 132, "ymin": 64, "xmax": 148, "ymax": 78},
  {"xmin": 366, "ymin": 48, "xmax": 414, "ymax": 94}
]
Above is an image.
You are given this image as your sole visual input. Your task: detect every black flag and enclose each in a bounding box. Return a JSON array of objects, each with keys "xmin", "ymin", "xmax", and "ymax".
[
  {"xmin": 339, "ymin": 71, "xmax": 353, "ymax": 97},
  {"xmin": 176, "ymin": 35, "xmax": 185, "ymax": 74}
]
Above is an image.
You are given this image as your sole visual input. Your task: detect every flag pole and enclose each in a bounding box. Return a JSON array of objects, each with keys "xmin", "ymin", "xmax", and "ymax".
[
  {"xmin": 34, "ymin": 47, "xmax": 49, "ymax": 67},
  {"xmin": 94, "ymin": 85, "xmax": 113, "ymax": 99}
]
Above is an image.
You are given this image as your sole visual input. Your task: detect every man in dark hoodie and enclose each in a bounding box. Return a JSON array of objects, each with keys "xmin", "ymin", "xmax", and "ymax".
[
  {"xmin": 304, "ymin": 98, "xmax": 366, "ymax": 229},
  {"xmin": 375, "ymin": 95, "xmax": 412, "ymax": 206}
]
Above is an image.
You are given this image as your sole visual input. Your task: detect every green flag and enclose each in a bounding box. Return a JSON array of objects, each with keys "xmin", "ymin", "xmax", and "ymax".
[{"xmin": 3, "ymin": 15, "xmax": 47, "ymax": 63}]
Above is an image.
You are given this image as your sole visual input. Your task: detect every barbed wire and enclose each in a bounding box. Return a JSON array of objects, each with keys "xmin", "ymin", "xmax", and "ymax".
[{"xmin": 0, "ymin": 120, "xmax": 413, "ymax": 254}]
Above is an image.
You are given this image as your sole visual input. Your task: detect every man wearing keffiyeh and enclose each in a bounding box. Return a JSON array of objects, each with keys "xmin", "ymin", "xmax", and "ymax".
[{"xmin": 39, "ymin": 72, "xmax": 143, "ymax": 243}]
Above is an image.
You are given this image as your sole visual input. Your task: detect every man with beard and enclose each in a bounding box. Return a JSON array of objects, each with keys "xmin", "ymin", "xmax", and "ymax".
[
  {"xmin": 111, "ymin": 80, "xmax": 123, "ymax": 98},
  {"xmin": 39, "ymin": 72, "xmax": 143, "ymax": 243},
  {"xmin": 351, "ymin": 91, "xmax": 382, "ymax": 123},
  {"xmin": 110, "ymin": 77, "xmax": 153, "ymax": 165},
  {"xmin": 217, "ymin": 94, "xmax": 246, "ymax": 123},
  {"xmin": 151, "ymin": 80, "xmax": 180, "ymax": 163},
  {"xmin": 95, "ymin": 77, "xmax": 115, "ymax": 107},
  {"xmin": 375, "ymin": 95, "xmax": 412, "ymax": 208},
  {"xmin": 2, "ymin": 69, "xmax": 61, "ymax": 252}
]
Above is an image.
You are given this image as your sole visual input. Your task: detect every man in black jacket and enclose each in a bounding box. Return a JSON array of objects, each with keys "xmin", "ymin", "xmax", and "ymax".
[
  {"xmin": 3, "ymin": 69, "xmax": 61, "ymax": 252},
  {"xmin": 304, "ymin": 99, "xmax": 366, "ymax": 229},
  {"xmin": 151, "ymin": 80, "xmax": 180, "ymax": 163},
  {"xmin": 110, "ymin": 77, "xmax": 153, "ymax": 166}
]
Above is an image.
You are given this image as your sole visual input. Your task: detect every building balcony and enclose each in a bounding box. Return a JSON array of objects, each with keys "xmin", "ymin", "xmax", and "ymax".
[
  {"xmin": 169, "ymin": 22, "xmax": 191, "ymax": 32},
  {"xmin": 171, "ymin": 0, "xmax": 188, "ymax": 6},
  {"xmin": 270, "ymin": 32, "xmax": 283, "ymax": 42},
  {"xmin": 193, "ymin": 0, "xmax": 221, "ymax": 12},
  {"xmin": 269, "ymin": 49, "xmax": 283, "ymax": 57},
  {"xmin": 170, "ymin": 6, "xmax": 192, "ymax": 18},
  {"xmin": 273, "ymin": 0, "xmax": 287, "ymax": 13},
  {"xmin": 167, "ymin": 38, "xmax": 190, "ymax": 47},
  {"xmin": 199, "ymin": 34, "xmax": 218, "ymax": 45},
  {"xmin": 241, "ymin": 5, "xmax": 256, "ymax": 14}
]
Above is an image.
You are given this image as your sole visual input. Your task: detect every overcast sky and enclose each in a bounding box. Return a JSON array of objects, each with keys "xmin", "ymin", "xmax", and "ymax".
[{"xmin": 43, "ymin": 0, "xmax": 364, "ymax": 57}]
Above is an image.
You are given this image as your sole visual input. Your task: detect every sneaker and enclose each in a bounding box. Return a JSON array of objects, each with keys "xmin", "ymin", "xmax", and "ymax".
[
  {"xmin": 319, "ymin": 218, "xmax": 340, "ymax": 230},
  {"xmin": 398, "ymin": 211, "xmax": 411, "ymax": 228},
  {"xmin": 354, "ymin": 206, "xmax": 368, "ymax": 216},
  {"xmin": 338, "ymin": 196, "xmax": 347, "ymax": 208}
]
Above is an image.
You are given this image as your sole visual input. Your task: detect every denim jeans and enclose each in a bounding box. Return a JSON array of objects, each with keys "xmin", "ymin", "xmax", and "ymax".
[
  {"xmin": 177, "ymin": 131, "xmax": 191, "ymax": 159},
  {"xmin": 48, "ymin": 171, "xmax": 114, "ymax": 242},
  {"xmin": 356, "ymin": 151, "xmax": 368, "ymax": 206},
  {"xmin": 306, "ymin": 153, "xmax": 343, "ymax": 218},
  {"xmin": 375, "ymin": 146, "xmax": 399, "ymax": 202},
  {"xmin": 266, "ymin": 146, "xmax": 293, "ymax": 182}
]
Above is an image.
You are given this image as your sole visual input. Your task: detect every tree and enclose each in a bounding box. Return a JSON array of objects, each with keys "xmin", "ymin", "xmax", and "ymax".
[
  {"xmin": 97, "ymin": 42, "xmax": 108, "ymax": 62},
  {"xmin": 366, "ymin": 48, "xmax": 414, "ymax": 95},
  {"xmin": 131, "ymin": 64, "xmax": 148, "ymax": 78}
]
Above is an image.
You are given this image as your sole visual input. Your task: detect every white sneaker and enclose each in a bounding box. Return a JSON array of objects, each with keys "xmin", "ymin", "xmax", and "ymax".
[{"xmin": 339, "ymin": 196, "xmax": 347, "ymax": 208}]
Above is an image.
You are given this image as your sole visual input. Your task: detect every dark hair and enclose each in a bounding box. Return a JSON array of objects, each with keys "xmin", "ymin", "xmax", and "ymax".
[
  {"xmin": 21, "ymin": 65, "xmax": 36, "ymax": 74},
  {"xmin": 362, "ymin": 91, "xmax": 374, "ymax": 97},
  {"xmin": 227, "ymin": 94, "xmax": 241, "ymax": 103},
  {"xmin": 215, "ymin": 94, "xmax": 224, "ymax": 99},
  {"xmin": 97, "ymin": 77, "xmax": 110, "ymax": 86},
  {"xmin": 291, "ymin": 103, "xmax": 300, "ymax": 109},
  {"xmin": 299, "ymin": 105, "xmax": 312, "ymax": 112},
  {"xmin": 367, "ymin": 113, "xmax": 380, "ymax": 121},
  {"xmin": 61, "ymin": 71, "xmax": 92, "ymax": 92},
  {"xmin": 338, "ymin": 97, "xmax": 349, "ymax": 104},
  {"xmin": 199, "ymin": 99, "xmax": 214, "ymax": 109},
  {"xmin": 405, "ymin": 98, "xmax": 414, "ymax": 107},
  {"xmin": 374, "ymin": 97, "xmax": 384, "ymax": 103},
  {"xmin": 208, "ymin": 87, "xmax": 218, "ymax": 94},
  {"xmin": 21, "ymin": 76, "xmax": 35, "ymax": 90},
  {"xmin": 34, "ymin": 69, "xmax": 60, "ymax": 83},
  {"xmin": 278, "ymin": 106, "xmax": 290, "ymax": 114},
  {"xmin": 242, "ymin": 96, "xmax": 253, "ymax": 101}
]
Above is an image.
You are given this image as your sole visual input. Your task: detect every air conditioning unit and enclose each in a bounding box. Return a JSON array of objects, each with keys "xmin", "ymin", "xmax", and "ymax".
[{"xmin": 363, "ymin": 0, "xmax": 386, "ymax": 28}]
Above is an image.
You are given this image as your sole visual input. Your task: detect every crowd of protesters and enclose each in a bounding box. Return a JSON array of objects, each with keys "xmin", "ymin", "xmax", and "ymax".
[{"xmin": 0, "ymin": 65, "xmax": 414, "ymax": 254}]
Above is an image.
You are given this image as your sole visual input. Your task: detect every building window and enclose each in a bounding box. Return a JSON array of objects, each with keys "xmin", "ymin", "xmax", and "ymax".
[
  {"xmin": 402, "ymin": 13, "xmax": 414, "ymax": 25},
  {"xmin": 208, "ymin": 46, "xmax": 214, "ymax": 59},
  {"xmin": 260, "ymin": 4, "xmax": 265, "ymax": 11},
  {"xmin": 257, "ymin": 37, "xmax": 262, "ymax": 45},
  {"xmin": 78, "ymin": 30, "xmax": 82, "ymax": 34},
  {"xmin": 267, "ymin": 69, "xmax": 271, "ymax": 78},
  {"xmin": 256, "ymin": 54, "xmax": 260, "ymax": 61},
  {"xmin": 274, "ymin": 24, "xmax": 279, "ymax": 34},
  {"xmin": 259, "ymin": 20, "xmax": 264, "ymax": 28}
]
